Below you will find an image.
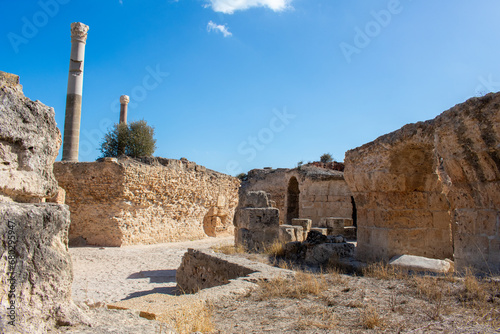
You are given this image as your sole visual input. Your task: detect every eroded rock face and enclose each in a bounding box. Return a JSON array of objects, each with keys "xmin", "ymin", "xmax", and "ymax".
[
  {"xmin": 0, "ymin": 203, "xmax": 86, "ymax": 333},
  {"xmin": 0, "ymin": 72, "xmax": 86, "ymax": 333},
  {"xmin": 345, "ymin": 93, "xmax": 500, "ymax": 273},
  {"xmin": 0, "ymin": 71, "xmax": 61, "ymax": 202}
]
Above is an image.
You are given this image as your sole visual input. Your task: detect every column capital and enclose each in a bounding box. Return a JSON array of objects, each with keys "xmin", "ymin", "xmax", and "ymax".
[
  {"xmin": 120, "ymin": 95, "xmax": 130, "ymax": 105},
  {"xmin": 70, "ymin": 22, "xmax": 89, "ymax": 44}
]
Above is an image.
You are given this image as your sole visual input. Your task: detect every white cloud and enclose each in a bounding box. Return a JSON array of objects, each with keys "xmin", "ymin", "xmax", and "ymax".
[
  {"xmin": 207, "ymin": 0, "xmax": 291, "ymax": 14},
  {"xmin": 207, "ymin": 21, "xmax": 233, "ymax": 37}
]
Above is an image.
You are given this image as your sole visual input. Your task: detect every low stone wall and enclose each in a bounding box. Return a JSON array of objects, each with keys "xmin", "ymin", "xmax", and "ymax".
[
  {"xmin": 176, "ymin": 248, "xmax": 293, "ymax": 296},
  {"xmin": 345, "ymin": 93, "xmax": 500, "ymax": 273},
  {"xmin": 54, "ymin": 157, "xmax": 240, "ymax": 246},
  {"xmin": 176, "ymin": 249, "xmax": 256, "ymax": 293}
]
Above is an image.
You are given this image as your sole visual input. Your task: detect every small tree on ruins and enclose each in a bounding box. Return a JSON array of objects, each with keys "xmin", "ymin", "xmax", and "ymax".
[
  {"xmin": 99, "ymin": 120, "xmax": 157, "ymax": 158},
  {"xmin": 320, "ymin": 153, "xmax": 333, "ymax": 163}
]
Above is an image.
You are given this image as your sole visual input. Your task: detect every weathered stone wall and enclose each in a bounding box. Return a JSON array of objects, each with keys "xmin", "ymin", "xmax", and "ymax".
[
  {"xmin": 298, "ymin": 170, "xmax": 353, "ymax": 225},
  {"xmin": 243, "ymin": 166, "xmax": 353, "ymax": 226},
  {"xmin": 176, "ymin": 248, "xmax": 256, "ymax": 293},
  {"xmin": 54, "ymin": 157, "xmax": 240, "ymax": 246},
  {"xmin": 345, "ymin": 93, "xmax": 500, "ymax": 273},
  {"xmin": 0, "ymin": 72, "xmax": 86, "ymax": 333},
  {"xmin": 243, "ymin": 168, "xmax": 289, "ymax": 223}
]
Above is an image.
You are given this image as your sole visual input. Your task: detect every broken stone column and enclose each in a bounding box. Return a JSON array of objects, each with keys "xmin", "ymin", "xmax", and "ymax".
[
  {"xmin": 62, "ymin": 22, "xmax": 89, "ymax": 162},
  {"xmin": 119, "ymin": 95, "xmax": 129, "ymax": 124}
]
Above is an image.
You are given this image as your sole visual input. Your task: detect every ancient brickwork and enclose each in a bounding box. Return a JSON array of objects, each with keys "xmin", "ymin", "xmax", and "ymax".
[
  {"xmin": 54, "ymin": 157, "xmax": 240, "ymax": 246},
  {"xmin": 345, "ymin": 93, "xmax": 500, "ymax": 273},
  {"xmin": 243, "ymin": 166, "xmax": 353, "ymax": 226}
]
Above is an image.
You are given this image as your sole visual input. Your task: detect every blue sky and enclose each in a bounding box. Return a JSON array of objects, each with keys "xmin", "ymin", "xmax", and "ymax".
[{"xmin": 1, "ymin": 0, "xmax": 500, "ymax": 175}]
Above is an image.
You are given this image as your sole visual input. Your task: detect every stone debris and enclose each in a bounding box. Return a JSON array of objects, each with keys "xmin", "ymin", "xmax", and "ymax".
[{"xmin": 389, "ymin": 254, "xmax": 454, "ymax": 274}]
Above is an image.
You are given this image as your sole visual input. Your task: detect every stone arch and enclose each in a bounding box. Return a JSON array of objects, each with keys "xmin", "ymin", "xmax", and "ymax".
[{"xmin": 286, "ymin": 176, "xmax": 300, "ymax": 224}]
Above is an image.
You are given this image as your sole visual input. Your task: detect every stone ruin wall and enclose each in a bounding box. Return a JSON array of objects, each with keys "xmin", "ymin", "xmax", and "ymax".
[
  {"xmin": 0, "ymin": 72, "xmax": 86, "ymax": 332},
  {"xmin": 54, "ymin": 157, "xmax": 240, "ymax": 246},
  {"xmin": 242, "ymin": 167, "xmax": 353, "ymax": 226},
  {"xmin": 345, "ymin": 93, "xmax": 500, "ymax": 273},
  {"xmin": 298, "ymin": 171, "xmax": 353, "ymax": 225}
]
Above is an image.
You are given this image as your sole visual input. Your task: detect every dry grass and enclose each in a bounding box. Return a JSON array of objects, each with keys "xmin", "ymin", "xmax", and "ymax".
[
  {"xmin": 362, "ymin": 262, "xmax": 408, "ymax": 280},
  {"xmin": 157, "ymin": 300, "xmax": 214, "ymax": 334},
  {"xmin": 263, "ymin": 240, "xmax": 286, "ymax": 258},
  {"xmin": 360, "ymin": 306, "xmax": 385, "ymax": 329},
  {"xmin": 295, "ymin": 304, "xmax": 338, "ymax": 330},
  {"xmin": 211, "ymin": 243, "xmax": 246, "ymax": 255},
  {"xmin": 256, "ymin": 271, "xmax": 327, "ymax": 300}
]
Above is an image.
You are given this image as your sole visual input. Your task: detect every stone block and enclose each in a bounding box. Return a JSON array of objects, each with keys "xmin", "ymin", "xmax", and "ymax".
[
  {"xmin": 294, "ymin": 225, "xmax": 305, "ymax": 242},
  {"xmin": 343, "ymin": 226, "xmax": 357, "ymax": 239},
  {"xmin": 389, "ymin": 254, "xmax": 453, "ymax": 274},
  {"xmin": 343, "ymin": 218, "xmax": 354, "ymax": 227},
  {"xmin": 319, "ymin": 217, "xmax": 345, "ymax": 235},
  {"xmin": 305, "ymin": 243, "xmax": 355, "ymax": 265},
  {"xmin": 291, "ymin": 218, "xmax": 312, "ymax": 231},
  {"xmin": 236, "ymin": 208, "xmax": 279, "ymax": 230},
  {"xmin": 243, "ymin": 191, "xmax": 270, "ymax": 208},
  {"xmin": 279, "ymin": 225, "xmax": 296, "ymax": 242},
  {"xmin": 310, "ymin": 227, "xmax": 328, "ymax": 236}
]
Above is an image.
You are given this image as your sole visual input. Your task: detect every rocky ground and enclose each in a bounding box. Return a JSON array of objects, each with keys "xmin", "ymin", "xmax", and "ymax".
[{"xmin": 60, "ymin": 238, "xmax": 499, "ymax": 333}]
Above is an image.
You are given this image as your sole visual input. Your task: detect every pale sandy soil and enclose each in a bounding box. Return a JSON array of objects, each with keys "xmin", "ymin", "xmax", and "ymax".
[
  {"xmin": 61, "ymin": 236, "xmax": 232, "ymax": 333},
  {"xmin": 69, "ymin": 236, "xmax": 233, "ymax": 304}
]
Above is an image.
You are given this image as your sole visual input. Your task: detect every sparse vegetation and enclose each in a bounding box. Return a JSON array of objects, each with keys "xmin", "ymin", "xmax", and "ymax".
[
  {"xmin": 360, "ymin": 306, "xmax": 385, "ymax": 329},
  {"xmin": 210, "ymin": 255, "xmax": 500, "ymax": 333},
  {"xmin": 99, "ymin": 120, "xmax": 156, "ymax": 158},
  {"xmin": 157, "ymin": 299, "xmax": 214, "ymax": 334},
  {"xmin": 211, "ymin": 243, "xmax": 246, "ymax": 255},
  {"xmin": 256, "ymin": 271, "xmax": 327, "ymax": 300},
  {"xmin": 320, "ymin": 152, "xmax": 333, "ymax": 163},
  {"xmin": 263, "ymin": 240, "xmax": 286, "ymax": 258}
]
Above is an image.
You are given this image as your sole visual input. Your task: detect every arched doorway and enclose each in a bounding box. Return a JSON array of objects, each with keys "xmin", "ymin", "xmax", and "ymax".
[{"xmin": 286, "ymin": 177, "xmax": 300, "ymax": 224}]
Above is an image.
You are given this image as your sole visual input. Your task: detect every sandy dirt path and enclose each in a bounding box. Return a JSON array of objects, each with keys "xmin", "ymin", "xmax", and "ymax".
[{"xmin": 69, "ymin": 236, "xmax": 233, "ymax": 304}]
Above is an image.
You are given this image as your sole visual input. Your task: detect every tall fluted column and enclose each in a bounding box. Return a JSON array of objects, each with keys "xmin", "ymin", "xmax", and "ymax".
[
  {"xmin": 62, "ymin": 22, "xmax": 89, "ymax": 162},
  {"xmin": 119, "ymin": 95, "xmax": 130, "ymax": 124}
]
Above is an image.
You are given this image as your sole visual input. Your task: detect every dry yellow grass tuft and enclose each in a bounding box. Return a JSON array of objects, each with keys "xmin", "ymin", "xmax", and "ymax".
[
  {"xmin": 360, "ymin": 306, "xmax": 385, "ymax": 329},
  {"xmin": 211, "ymin": 243, "xmax": 246, "ymax": 255},
  {"xmin": 263, "ymin": 240, "xmax": 286, "ymax": 258},
  {"xmin": 157, "ymin": 299, "xmax": 214, "ymax": 334},
  {"xmin": 256, "ymin": 271, "xmax": 327, "ymax": 300},
  {"xmin": 362, "ymin": 262, "xmax": 407, "ymax": 280}
]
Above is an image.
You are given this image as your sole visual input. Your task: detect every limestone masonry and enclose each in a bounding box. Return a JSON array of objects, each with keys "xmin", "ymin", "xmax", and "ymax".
[
  {"xmin": 54, "ymin": 157, "xmax": 240, "ymax": 246},
  {"xmin": 242, "ymin": 165, "xmax": 354, "ymax": 227},
  {"xmin": 345, "ymin": 92, "xmax": 500, "ymax": 273}
]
